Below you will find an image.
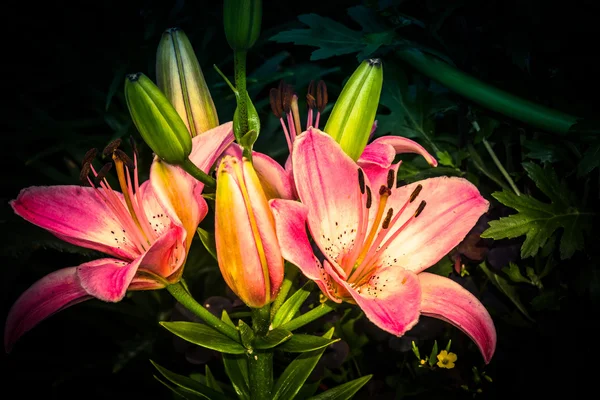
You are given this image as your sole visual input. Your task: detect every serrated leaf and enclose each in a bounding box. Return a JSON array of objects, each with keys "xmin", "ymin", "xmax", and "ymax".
[
  {"xmin": 308, "ymin": 375, "xmax": 372, "ymax": 400},
  {"xmin": 151, "ymin": 361, "xmax": 229, "ymax": 400},
  {"xmin": 272, "ymin": 328, "xmax": 335, "ymax": 400},
  {"xmin": 272, "ymin": 282, "xmax": 313, "ymax": 327},
  {"xmin": 481, "ymin": 163, "xmax": 592, "ymax": 259},
  {"xmin": 501, "ymin": 262, "xmax": 531, "ymax": 284},
  {"xmin": 197, "ymin": 228, "xmax": 217, "ymax": 260},
  {"xmin": 479, "ymin": 263, "xmax": 534, "ymax": 322},
  {"xmin": 277, "ymin": 334, "xmax": 340, "ymax": 353},
  {"xmin": 160, "ymin": 322, "xmax": 245, "ymax": 354},
  {"xmin": 254, "ymin": 328, "xmax": 293, "ymax": 350},
  {"xmin": 223, "ymin": 354, "xmax": 249, "ymax": 400},
  {"xmin": 436, "ymin": 150, "xmax": 454, "ymax": 167}
]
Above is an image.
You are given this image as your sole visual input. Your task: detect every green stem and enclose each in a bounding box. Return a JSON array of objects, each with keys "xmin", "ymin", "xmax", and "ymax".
[
  {"xmin": 482, "ymin": 138, "xmax": 521, "ymax": 196},
  {"xmin": 280, "ymin": 302, "xmax": 335, "ymax": 332},
  {"xmin": 397, "ymin": 49, "xmax": 579, "ymax": 134},
  {"xmin": 180, "ymin": 157, "xmax": 216, "ymax": 188},
  {"xmin": 166, "ymin": 281, "xmax": 239, "ymax": 342},
  {"xmin": 248, "ymin": 306, "xmax": 272, "ymax": 400},
  {"xmin": 234, "ymin": 50, "xmax": 248, "ymax": 141},
  {"xmin": 270, "ymin": 263, "xmax": 300, "ymax": 319}
]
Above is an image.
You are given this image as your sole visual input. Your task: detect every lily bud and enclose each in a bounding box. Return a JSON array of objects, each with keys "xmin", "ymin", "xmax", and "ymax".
[
  {"xmin": 215, "ymin": 155, "xmax": 284, "ymax": 308},
  {"xmin": 125, "ymin": 73, "xmax": 192, "ymax": 164},
  {"xmin": 223, "ymin": 0, "xmax": 262, "ymax": 51},
  {"xmin": 324, "ymin": 59, "xmax": 383, "ymax": 160},
  {"xmin": 156, "ymin": 28, "xmax": 219, "ymax": 137}
]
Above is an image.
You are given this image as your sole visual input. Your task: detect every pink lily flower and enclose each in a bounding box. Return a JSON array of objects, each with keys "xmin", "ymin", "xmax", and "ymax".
[
  {"xmin": 5, "ymin": 122, "xmax": 234, "ymax": 352},
  {"xmin": 269, "ymin": 128, "xmax": 496, "ymax": 363}
]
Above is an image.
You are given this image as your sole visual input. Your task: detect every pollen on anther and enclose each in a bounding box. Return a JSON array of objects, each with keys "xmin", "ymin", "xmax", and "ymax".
[
  {"xmin": 103, "ymin": 138, "xmax": 122, "ymax": 157},
  {"xmin": 382, "ymin": 208, "xmax": 394, "ymax": 229},
  {"xmin": 414, "ymin": 200, "xmax": 427, "ymax": 218},
  {"xmin": 386, "ymin": 170, "xmax": 395, "ymax": 189},
  {"xmin": 366, "ymin": 186, "xmax": 372, "ymax": 209},
  {"xmin": 358, "ymin": 169, "xmax": 365, "ymax": 194},
  {"xmin": 410, "ymin": 184, "xmax": 423, "ymax": 203}
]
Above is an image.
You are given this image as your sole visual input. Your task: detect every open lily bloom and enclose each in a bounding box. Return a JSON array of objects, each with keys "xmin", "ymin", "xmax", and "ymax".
[
  {"xmin": 5, "ymin": 122, "xmax": 234, "ymax": 352},
  {"xmin": 270, "ymin": 129, "xmax": 496, "ymax": 363}
]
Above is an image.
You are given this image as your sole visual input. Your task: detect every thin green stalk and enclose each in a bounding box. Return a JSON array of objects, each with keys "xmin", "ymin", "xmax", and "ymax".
[
  {"xmin": 180, "ymin": 157, "xmax": 216, "ymax": 188},
  {"xmin": 482, "ymin": 138, "xmax": 521, "ymax": 196},
  {"xmin": 249, "ymin": 306, "xmax": 273, "ymax": 400},
  {"xmin": 166, "ymin": 281, "xmax": 239, "ymax": 342},
  {"xmin": 280, "ymin": 302, "xmax": 335, "ymax": 332},
  {"xmin": 234, "ymin": 50, "xmax": 248, "ymax": 140},
  {"xmin": 397, "ymin": 49, "xmax": 579, "ymax": 134},
  {"xmin": 270, "ymin": 264, "xmax": 300, "ymax": 319}
]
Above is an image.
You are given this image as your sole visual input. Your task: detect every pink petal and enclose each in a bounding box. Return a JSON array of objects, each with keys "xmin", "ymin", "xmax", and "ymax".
[
  {"xmin": 138, "ymin": 222, "xmax": 187, "ymax": 279},
  {"xmin": 77, "ymin": 258, "xmax": 141, "ymax": 302},
  {"xmin": 128, "ymin": 276, "xmax": 165, "ymax": 291},
  {"xmin": 292, "ymin": 129, "xmax": 363, "ymax": 262},
  {"xmin": 370, "ymin": 135, "xmax": 438, "ymax": 167},
  {"xmin": 4, "ymin": 267, "xmax": 91, "ymax": 352},
  {"xmin": 381, "ymin": 177, "xmax": 489, "ymax": 274},
  {"xmin": 419, "ymin": 272, "xmax": 496, "ymax": 363},
  {"xmin": 252, "ymin": 151, "xmax": 295, "ymax": 200},
  {"xmin": 11, "ymin": 186, "xmax": 139, "ymax": 260},
  {"xmin": 357, "ymin": 141, "xmax": 397, "ymax": 191},
  {"xmin": 332, "ymin": 264, "xmax": 422, "ymax": 335},
  {"xmin": 189, "ymin": 121, "xmax": 235, "ymax": 173}
]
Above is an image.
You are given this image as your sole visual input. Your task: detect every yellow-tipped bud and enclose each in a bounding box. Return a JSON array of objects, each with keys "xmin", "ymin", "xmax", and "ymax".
[{"xmin": 324, "ymin": 59, "xmax": 383, "ymax": 160}]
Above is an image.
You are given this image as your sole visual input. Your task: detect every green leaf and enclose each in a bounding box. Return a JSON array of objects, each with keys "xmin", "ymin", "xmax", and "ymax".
[
  {"xmin": 151, "ymin": 361, "xmax": 230, "ymax": 400},
  {"xmin": 237, "ymin": 320, "xmax": 255, "ymax": 350},
  {"xmin": 578, "ymin": 143, "xmax": 600, "ymax": 176},
  {"xmin": 223, "ymin": 354, "xmax": 250, "ymax": 400},
  {"xmin": 307, "ymin": 375, "xmax": 372, "ymax": 399},
  {"xmin": 205, "ymin": 365, "xmax": 224, "ymax": 393},
  {"xmin": 445, "ymin": 340, "xmax": 452, "ymax": 352},
  {"xmin": 254, "ymin": 328, "xmax": 293, "ymax": 350},
  {"xmin": 502, "ymin": 262, "xmax": 531, "ymax": 284},
  {"xmin": 272, "ymin": 328, "xmax": 335, "ymax": 400},
  {"xmin": 277, "ymin": 334, "xmax": 340, "ymax": 353},
  {"xmin": 436, "ymin": 150, "xmax": 454, "ymax": 167},
  {"xmin": 479, "ymin": 263, "xmax": 534, "ymax": 322},
  {"xmin": 411, "ymin": 341, "xmax": 421, "ymax": 360},
  {"xmin": 481, "ymin": 163, "xmax": 592, "ymax": 259},
  {"xmin": 160, "ymin": 322, "xmax": 245, "ymax": 354},
  {"xmin": 197, "ymin": 228, "xmax": 217, "ymax": 260},
  {"xmin": 153, "ymin": 375, "xmax": 194, "ymax": 399},
  {"xmin": 272, "ymin": 282, "xmax": 313, "ymax": 327},
  {"xmin": 428, "ymin": 340, "xmax": 438, "ymax": 367}
]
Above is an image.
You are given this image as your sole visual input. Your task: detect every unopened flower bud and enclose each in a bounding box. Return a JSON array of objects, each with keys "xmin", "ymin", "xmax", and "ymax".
[
  {"xmin": 125, "ymin": 73, "xmax": 192, "ymax": 164},
  {"xmin": 324, "ymin": 59, "xmax": 383, "ymax": 160},
  {"xmin": 223, "ymin": 0, "xmax": 262, "ymax": 51},
  {"xmin": 156, "ymin": 28, "xmax": 219, "ymax": 137}
]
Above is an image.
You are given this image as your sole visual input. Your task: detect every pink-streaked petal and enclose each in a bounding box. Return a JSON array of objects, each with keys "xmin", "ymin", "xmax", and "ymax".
[
  {"xmin": 128, "ymin": 276, "xmax": 165, "ymax": 291},
  {"xmin": 371, "ymin": 135, "xmax": 438, "ymax": 167},
  {"xmin": 381, "ymin": 177, "xmax": 489, "ymax": 274},
  {"xmin": 419, "ymin": 272, "xmax": 496, "ymax": 363},
  {"xmin": 148, "ymin": 163, "xmax": 207, "ymax": 251},
  {"xmin": 357, "ymin": 141, "xmax": 397, "ymax": 191},
  {"xmin": 292, "ymin": 128, "xmax": 362, "ymax": 262},
  {"xmin": 140, "ymin": 222, "xmax": 187, "ymax": 279},
  {"xmin": 189, "ymin": 121, "xmax": 235, "ymax": 173},
  {"xmin": 77, "ymin": 258, "xmax": 141, "ymax": 302},
  {"xmin": 252, "ymin": 151, "xmax": 295, "ymax": 200},
  {"xmin": 332, "ymin": 265, "xmax": 422, "ymax": 336},
  {"xmin": 4, "ymin": 267, "xmax": 91, "ymax": 352},
  {"xmin": 10, "ymin": 186, "xmax": 139, "ymax": 260}
]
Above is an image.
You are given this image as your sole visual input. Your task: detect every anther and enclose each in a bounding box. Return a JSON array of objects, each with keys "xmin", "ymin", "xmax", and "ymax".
[
  {"xmin": 317, "ymin": 80, "xmax": 328, "ymax": 112},
  {"xmin": 358, "ymin": 168, "xmax": 365, "ymax": 194},
  {"xmin": 269, "ymin": 87, "xmax": 283, "ymax": 118},
  {"xmin": 129, "ymin": 135, "xmax": 138, "ymax": 157},
  {"xmin": 382, "ymin": 208, "xmax": 394, "ymax": 229},
  {"xmin": 103, "ymin": 138, "xmax": 122, "ymax": 157},
  {"xmin": 414, "ymin": 200, "xmax": 426, "ymax": 218},
  {"xmin": 113, "ymin": 149, "xmax": 134, "ymax": 170},
  {"xmin": 366, "ymin": 186, "xmax": 372, "ymax": 209},
  {"xmin": 95, "ymin": 162, "xmax": 113, "ymax": 185},
  {"xmin": 82, "ymin": 148, "xmax": 98, "ymax": 167},
  {"xmin": 307, "ymin": 80, "xmax": 316, "ymax": 109},
  {"xmin": 282, "ymin": 83, "xmax": 294, "ymax": 114},
  {"xmin": 409, "ymin": 184, "xmax": 423, "ymax": 203},
  {"xmin": 79, "ymin": 163, "xmax": 92, "ymax": 185},
  {"xmin": 379, "ymin": 185, "xmax": 391, "ymax": 197},
  {"xmin": 387, "ymin": 170, "xmax": 395, "ymax": 189}
]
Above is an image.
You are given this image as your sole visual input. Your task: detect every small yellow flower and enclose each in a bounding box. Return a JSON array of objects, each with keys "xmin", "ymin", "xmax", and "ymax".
[
  {"xmin": 420, "ymin": 359, "xmax": 426, "ymax": 365},
  {"xmin": 436, "ymin": 350, "xmax": 457, "ymax": 369}
]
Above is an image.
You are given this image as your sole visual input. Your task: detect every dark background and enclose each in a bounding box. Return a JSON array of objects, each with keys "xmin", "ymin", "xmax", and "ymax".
[{"xmin": 2, "ymin": 0, "xmax": 597, "ymax": 398}]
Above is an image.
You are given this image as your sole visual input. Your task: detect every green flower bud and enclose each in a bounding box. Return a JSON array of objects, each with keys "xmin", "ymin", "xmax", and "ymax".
[
  {"xmin": 156, "ymin": 28, "xmax": 219, "ymax": 137},
  {"xmin": 125, "ymin": 73, "xmax": 192, "ymax": 164},
  {"xmin": 324, "ymin": 59, "xmax": 383, "ymax": 160},
  {"xmin": 223, "ymin": 0, "xmax": 262, "ymax": 51},
  {"xmin": 233, "ymin": 90, "xmax": 261, "ymax": 146}
]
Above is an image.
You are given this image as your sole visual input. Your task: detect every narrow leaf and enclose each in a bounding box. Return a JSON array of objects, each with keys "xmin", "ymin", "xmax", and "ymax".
[
  {"xmin": 307, "ymin": 375, "xmax": 372, "ymax": 400},
  {"xmin": 205, "ymin": 365, "xmax": 224, "ymax": 393},
  {"xmin": 480, "ymin": 263, "xmax": 534, "ymax": 321},
  {"xmin": 254, "ymin": 328, "xmax": 293, "ymax": 350},
  {"xmin": 223, "ymin": 354, "xmax": 250, "ymax": 400},
  {"xmin": 428, "ymin": 340, "xmax": 438, "ymax": 367},
  {"xmin": 197, "ymin": 227, "xmax": 217, "ymax": 260},
  {"xmin": 272, "ymin": 282, "xmax": 313, "ymax": 327},
  {"xmin": 151, "ymin": 361, "xmax": 229, "ymax": 400},
  {"xmin": 160, "ymin": 321, "xmax": 245, "ymax": 354},
  {"xmin": 278, "ymin": 334, "xmax": 340, "ymax": 353}
]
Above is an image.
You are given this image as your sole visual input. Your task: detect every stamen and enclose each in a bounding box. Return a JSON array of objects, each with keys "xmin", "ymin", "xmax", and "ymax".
[
  {"xmin": 306, "ymin": 80, "xmax": 316, "ymax": 109},
  {"xmin": 114, "ymin": 149, "xmax": 134, "ymax": 171},
  {"xmin": 317, "ymin": 80, "xmax": 328, "ymax": 112},
  {"xmin": 269, "ymin": 87, "xmax": 283, "ymax": 118},
  {"xmin": 80, "ymin": 163, "xmax": 92, "ymax": 185},
  {"xmin": 387, "ymin": 169, "xmax": 395, "ymax": 189},
  {"xmin": 282, "ymin": 83, "xmax": 293, "ymax": 114},
  {"xmin": 410, "ymin": 184, "xmax": 423, "ymax": 203},
  {"xmin": 381, "ymin": 208, "xmax": 394, "ymax": 229},
  {"xmin": 290, "ymin": 95, "xmax": 302, "ymax": 138},
  {"xmin": 95, "ymin": 163, "xmax": 113, "ymax": 186},
  {"xmin": 358, "ymin": 168, "xmax": 365, "ymax": 194},
  {"xmin": 129, "ymin": 135, "xmax": 138, "ymax": 159},
  {"xmin": 103, "ymin": 138, "xmax": 122, "ymax": 158},
  {"xmin": 365, "ymin": 186, "xmax": 372, "ymax": 209},
  {"xmin": 82, "ymin": 148, "xmax": 98, "ymax": 166},
  {"xmin": 414, "ymin": 200, "xmax": 427, "ymax": 218}
]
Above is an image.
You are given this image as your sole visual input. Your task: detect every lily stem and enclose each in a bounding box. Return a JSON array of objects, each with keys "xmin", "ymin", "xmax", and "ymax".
[
  {"xmin": 482, "ymin": 138, "xmax": 521, "ymax": 196},
  {"xmin": 166, "ymin": 281, "xmax": 239, "ymax": 342},
  {"xmin": 180, "ymin": 157, "xmax": 216, "ymax": 188},
  {"xmin": 234, "ymin": 50, "xmax": 248, "ymax": 143},
  {"xmin": 280, "ymin": 302, "xmax": 335, "ymax": 332},
  {"xmin": 249, "ymin": 305, "xmax": 273, "ymax": 400}
]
